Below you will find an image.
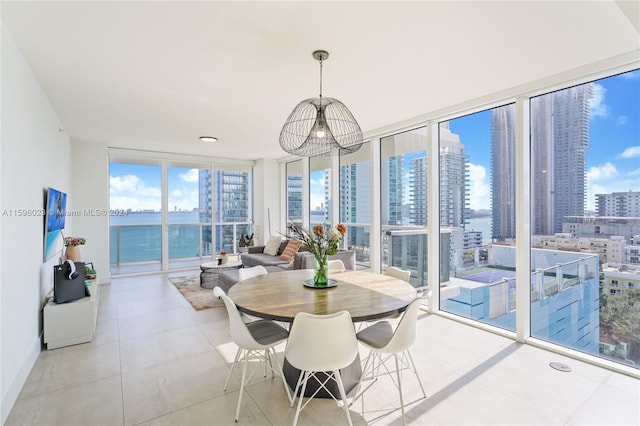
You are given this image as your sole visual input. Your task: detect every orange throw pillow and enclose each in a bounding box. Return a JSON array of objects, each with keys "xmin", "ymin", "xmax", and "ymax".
[{"xmin": 279, "ymin": 240, "xmax": 303, "ymax": 261}]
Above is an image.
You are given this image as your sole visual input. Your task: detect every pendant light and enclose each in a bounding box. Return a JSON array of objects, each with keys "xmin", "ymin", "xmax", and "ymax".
[{"xmin": 279, "ymin": 50, "xmax": 363, "ymax": 156}]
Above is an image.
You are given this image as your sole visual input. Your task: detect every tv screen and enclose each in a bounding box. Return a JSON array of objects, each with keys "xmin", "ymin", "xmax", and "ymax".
[{"xmin": 44, "ymin": 187, "xmax": 67, "ymax": 261}]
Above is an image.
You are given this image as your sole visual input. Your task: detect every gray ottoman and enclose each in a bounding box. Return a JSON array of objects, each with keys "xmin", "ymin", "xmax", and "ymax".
[
  {"xmin": 218, "ymin": 265, "xmax": 289, "ymax": 292},
  {"xmin": 218, "ymin": 269, "xmax": 241, "ymax": 293}
]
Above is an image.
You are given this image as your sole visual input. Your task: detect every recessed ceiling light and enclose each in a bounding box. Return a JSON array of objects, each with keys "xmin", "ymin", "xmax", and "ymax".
[{"xmin": 200, "ymin": 136, "xmax": 218, "ymax": 143}]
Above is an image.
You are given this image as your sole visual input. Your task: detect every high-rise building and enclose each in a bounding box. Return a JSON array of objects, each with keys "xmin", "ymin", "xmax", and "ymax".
[
  {"xmin": 439, "ymin": 122, "xmax": 469, "ymax": 228},
  {"xmin": 596, "ymin": 191, "xmax": 640, "ymax": 217},
  {"xmin": 339, "ymin": 161, "xmax": 371, "ymax": 248},
  {"xmin": 409, "ymin": 156, "xmax": 428, "ymax": 226},
  {"xmin": 286, "ymin": 174, "xmax": 302, "ymax": 224},
  {"xmin": 531, "ymin": 84, "xmax": 593, "ymax": 235},
  {"xmin": 339, "ymin": 162, "xmax": 371, "ymax": 223},
  {"xmin": 382, "ymin": 155, "xmax": 404, "ymax": 226},
  {"xmin": 491, "ymin": 104, "xmax": 517, "ymax": 241},
  {"xmin": 198, "ymin": 169, "xmax": 251, "ymax": 252}
]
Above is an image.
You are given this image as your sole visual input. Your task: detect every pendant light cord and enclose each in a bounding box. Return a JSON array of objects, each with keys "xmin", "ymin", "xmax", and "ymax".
[{"xmin": 319, "ymin": 58, "xmax": 323, "ymax": 98}]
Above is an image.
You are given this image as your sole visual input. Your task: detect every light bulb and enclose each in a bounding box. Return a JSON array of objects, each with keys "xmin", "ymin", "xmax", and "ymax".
[{"xmin": 316, "ymin": 128, "xmax": 326, "ymax": 138}]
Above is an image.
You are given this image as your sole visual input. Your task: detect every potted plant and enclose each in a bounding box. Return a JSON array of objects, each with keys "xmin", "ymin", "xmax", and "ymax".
[{"xmin": 219, "ymin": 250, "xmax": 228, "ymax": 265}]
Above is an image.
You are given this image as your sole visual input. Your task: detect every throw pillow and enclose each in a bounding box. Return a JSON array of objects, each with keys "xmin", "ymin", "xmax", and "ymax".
[
  {"xmin": 279, "ymin": 240, "xmax": 303, "ymax": 262},
  {"xmin": 263, "ymin": 235, "xmax": 282, "ymax": 256}
]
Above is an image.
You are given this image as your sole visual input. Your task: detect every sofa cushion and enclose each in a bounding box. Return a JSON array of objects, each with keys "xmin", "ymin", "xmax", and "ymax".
[
  {"xmin": 277, "ymin": 240, "xmax": 290, "ymax": 255},
  {"xmin": 280, "ymin": 240, "xmax": 303, "ymax": 261},
  {"xmin": 241, "ymin": 252, "xmax": 290, "ymax": 268},
  {"xmin": 263, "ymin": 236, "xmax": 282, "ymax": 256}
]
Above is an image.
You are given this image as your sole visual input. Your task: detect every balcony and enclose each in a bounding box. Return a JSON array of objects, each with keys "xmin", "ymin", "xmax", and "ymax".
[{"xmin": 109, "ymin": 221, "xmax": 251, "ymax": 275}]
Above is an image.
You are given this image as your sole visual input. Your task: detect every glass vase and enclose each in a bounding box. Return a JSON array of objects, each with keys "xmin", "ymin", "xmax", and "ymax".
[{"xmin": 314, "ymin": 254, "xmax": 329, "ymax": 287}]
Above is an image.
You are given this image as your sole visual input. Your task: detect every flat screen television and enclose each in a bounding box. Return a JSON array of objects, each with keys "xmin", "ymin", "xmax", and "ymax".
[{"xmin": 44, "ymin": 187, "xmax": 67, "ymax": 261}]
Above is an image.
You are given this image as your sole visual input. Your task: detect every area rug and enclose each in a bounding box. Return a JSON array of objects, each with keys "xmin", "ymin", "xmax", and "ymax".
[{"xmin": 169, "ymin": 275, "xmax": 224, "ymax": 311}]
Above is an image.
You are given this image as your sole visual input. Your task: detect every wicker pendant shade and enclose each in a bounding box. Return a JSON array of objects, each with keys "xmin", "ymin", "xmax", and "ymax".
[{"xmin": 279, "ymin": 50, "xmax": 363, "ymax": 157}]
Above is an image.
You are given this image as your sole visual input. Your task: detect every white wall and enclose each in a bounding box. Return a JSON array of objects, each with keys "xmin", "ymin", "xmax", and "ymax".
[
  {"xmin": 0, "ymin": 24, "xmax": 73, "ymax": 423},
  {"xmin": 71, "ymin": 140, "xmax": 110, "ymax": 284},
  {"xmin": 253, "ymin": 158, "xmax": 281, "ymax": 243}
]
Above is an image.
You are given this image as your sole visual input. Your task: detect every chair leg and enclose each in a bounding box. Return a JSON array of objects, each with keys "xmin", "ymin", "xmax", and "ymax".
[
  {"xmin": 406, "ymin": 349, "xmax": 427, "ymax": 399},
  {"xmin": 334, "ymin": 370, "xmax": 354, "ymax": 426},
  {"xmin": 263, "ymin": 349, "xmax": 268, "ymax": 377},
  {"xmin": 293, "ymin": 370, "xmax": 310, "ymax": 426},
  {"xmin": 224, "ymin": 347, "xmax": 242, "ymax": 391},
  {"xmin": 269, "ymin": 348, "xmax": 292, "ymax": 404},
  {"xmin": 291, "ymin": 370, "xmax": 305, "ymax": 407},
  {"xmin": 235, "ymin": 350, "xmax": 249, "ymax": 422},
  {"xmin": 395, "ymin": 354, "xmax": 406, "ymax": 426}
]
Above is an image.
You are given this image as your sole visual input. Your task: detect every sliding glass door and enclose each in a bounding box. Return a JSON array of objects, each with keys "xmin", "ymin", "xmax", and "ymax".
[
  {"xmin": 109, "ymin": 161, "xmax": 163, "ymax": 274},
  {"xmin": 109, "ymin": 158, "xmax": 252, "ymax": 275}
]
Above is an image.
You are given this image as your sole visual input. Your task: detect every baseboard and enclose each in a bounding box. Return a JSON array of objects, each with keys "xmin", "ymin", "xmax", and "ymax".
[{"xmin": 1, "ymin": 334, "xmax": 41, "ymax": 424}]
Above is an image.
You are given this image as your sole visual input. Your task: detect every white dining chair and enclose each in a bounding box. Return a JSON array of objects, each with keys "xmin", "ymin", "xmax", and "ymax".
[
  {"xmin": 238, "ymin": 264, "xmax": 268, "ymax": 281},
  {"xmin": 213, "ymin": 286, "xmax": 291, "ymax": 422},
  {"xmin": 327, "ymin": 259, "xmax": 346, "ymax": 272},
  {"xmin": 354, "ymin": 298, "xmax": 426, "ymax": 425},
  {"xmin": 355, "ymin": 266, "xmax": 412, "ymax": 332},
  {"xmin": 226, "ymin": 265, "xmax": 269, "ymax": 322},
  {"xmin": 384, "ymin": 266, "xmax": 411, "ymax": 283},
  {"xmin": 285, "ymin": 310, "xmax": 359, "ymax": 426}
]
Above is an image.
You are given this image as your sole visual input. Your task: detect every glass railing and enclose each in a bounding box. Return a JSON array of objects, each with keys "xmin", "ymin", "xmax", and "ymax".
[
  {"xmin": 382, "ymin": 226, "xmax": 451, "ymax": 289},
  {"xmin": 343, "ymin": 223, "xmax": 371, "ymax": 268},
  {"xmin": 110, "ymin": 221, "xmax": 251, "ymax": 267}
]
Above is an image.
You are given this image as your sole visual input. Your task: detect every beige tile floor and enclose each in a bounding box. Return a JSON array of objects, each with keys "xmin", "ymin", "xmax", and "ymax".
[{"xmin": 6, "ymin": 273, "xmax": 640, "ymax": 425}]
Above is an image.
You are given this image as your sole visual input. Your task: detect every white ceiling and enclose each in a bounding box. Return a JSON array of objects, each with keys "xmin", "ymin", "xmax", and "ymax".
[{"xmin": 2, "ymin": 1, "xmax": 639, "ymax": 161}]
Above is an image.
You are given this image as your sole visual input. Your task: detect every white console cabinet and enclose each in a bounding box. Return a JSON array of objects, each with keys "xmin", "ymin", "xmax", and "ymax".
[{"xmin": 43, "ymin": 278, "xmax": 99, "ymax": 350}]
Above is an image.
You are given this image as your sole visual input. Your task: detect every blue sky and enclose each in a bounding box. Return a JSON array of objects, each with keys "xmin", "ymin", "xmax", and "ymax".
[
  {"xmin": 450, "ymin": 69, "xmax": 640, "ymax": 211},
  {"xmin": 109, "ymin": 164, "xmax": 200, "ymax": 211},
  {"xmin": 111, "ymin": 69, "xmax": 639, "ymax": 213}
]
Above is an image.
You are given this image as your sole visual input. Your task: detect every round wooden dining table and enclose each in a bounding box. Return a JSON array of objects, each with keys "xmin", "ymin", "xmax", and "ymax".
[
  {"xmin": 227, "ymin": 269, "xmax": 417, "ymax": 322},
  {"xmin": 228, "ymin": 268, "xmax": 418, "ymax": 398}
]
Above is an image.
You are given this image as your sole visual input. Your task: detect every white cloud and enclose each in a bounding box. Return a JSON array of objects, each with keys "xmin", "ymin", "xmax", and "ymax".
[
  {"xmin": 589, "ymin": 83, "xmax": 609, "ymax": 119},
  {"xmin": 586, "ymin": 162, "xmax": 618, "ymax": 181},
  {"xmin": 179, "ymin": 169, "xmax": 199, "ymax": 183},
  {"xmin": 109, "ymin": 174, "xmax": 162, "ymax": 211},
  {"xmin": 109, "ymin": 174, "xmax": 142, "ymax": 193},
  {"xmin": 468, "ymin": 163, "xmax": 490, "ymax": 210},
  {"xmin": 171, "ymin": 189, "xmax": 182, "ymax": 197},
  {"xmin": 585, "ymin": 164, "xmax": 640, "ymax": 210},
  {"xmin": 617, "ymin": 116, "xmax": 628, "ymax": 125},
  {"xmin": 618, "ymin": 146, "xmax": 640, "ymax": 159}
]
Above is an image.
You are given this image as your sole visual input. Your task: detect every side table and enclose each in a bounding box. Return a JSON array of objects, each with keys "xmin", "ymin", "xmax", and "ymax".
[
  {"xmin": 43, "ymin": 276, "xmax": 99, "ymax": 349},
  {"xmin": 200, "ymin": 260, "xmax": 243, "ymax": 289}
]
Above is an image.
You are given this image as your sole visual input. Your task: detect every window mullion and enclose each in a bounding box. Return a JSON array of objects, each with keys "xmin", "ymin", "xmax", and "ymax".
[{"xmin": 515, "ymin": 97, "xmax": 531, "ymax": 343}]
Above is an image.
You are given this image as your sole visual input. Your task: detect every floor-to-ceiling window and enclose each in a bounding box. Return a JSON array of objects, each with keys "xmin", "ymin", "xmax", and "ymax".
[
  {"xmin": 109, "ymin": 162, "xmax": 163, "ymax": 274},
  {"xmin": 286, "ymin": 160, "xmax": 303, "ymax": 228},
  {"xmin": 167, "ymin": 164, "xmax": 212, "ymax": 266},
  {"xmin": 438, "ymin": 105, "xmax": 517, "ymax": 331},
  {"xmin": 380, "ymin": 126, "xmax": 428, "ymax": 289},
  {"xmin": 109, "ymin": 157, "xmax": 252, "ymax": 275},
  {"xmin": 340, "ymin": 142, "xmax": 371, "ymax": 267},
  {"xmin": 213, "ymin": 166, "xmax": 253, "ymax": 254},
  {"xmin": 280, "ymin": 66, "xmax": 639, "ymax": 375},
  {"xmin": 309, "ymin": 156, "xmax": 331, "ymax": 226},
  {"xmin": 530, "ymin": 69, "xmax": 640, "ymax": 369}
]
